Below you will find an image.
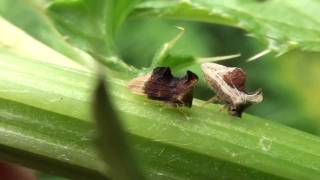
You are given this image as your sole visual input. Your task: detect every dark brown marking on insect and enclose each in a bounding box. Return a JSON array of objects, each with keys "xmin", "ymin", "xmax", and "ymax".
[
  {"xmin": 143, "ymin": 67, "xmax": 198, "ymax": 107},
  {"xmin": 228, "ymin": 103, "xmax": 251, "ymax": 117},
  {"xmin": 223, "ymin": 68, "xmax": 246, "ymax": 92}
]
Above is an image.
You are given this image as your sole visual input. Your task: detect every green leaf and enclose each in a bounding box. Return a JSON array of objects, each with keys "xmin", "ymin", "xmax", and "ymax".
[
  {"xmin": 46, "ymin": 0, "xmax": 141, "ymax": 75},
  {"xmin": 133, "ymin": 0, "xmax": 320, "ymax": 56},
  {"xmin": 93, "ymin": 77, "xmax": 144, "ymax": 180},
  {"xmin": 0, "ymin": 0, "xmax": 96, "ymax": 68},
  {"xmin": 47, "ymin": 0, "xmax": 141, "ymax": 58},
  {"xmin": 0, "ymin": 17, "xmax": 89, "ymax": 72}
]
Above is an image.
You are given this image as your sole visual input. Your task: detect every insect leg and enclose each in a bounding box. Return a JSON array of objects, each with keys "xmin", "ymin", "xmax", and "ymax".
[{"xmin": 200, "ymin": 95, "xmax": 225, "ymax": 107}]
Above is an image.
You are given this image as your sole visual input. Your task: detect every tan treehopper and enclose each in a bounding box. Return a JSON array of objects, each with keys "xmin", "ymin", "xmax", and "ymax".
[{"xmin": 201, "ymin": 63, "xmax": 263, "ymax": 117}]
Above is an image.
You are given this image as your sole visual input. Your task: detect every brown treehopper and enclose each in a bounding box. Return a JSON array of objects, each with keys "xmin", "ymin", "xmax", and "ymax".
[
  {"xmin": 201, "ymin": 63, "xmax": 263, "ymax": 117},
  {"xmin": 128, "ymin": 67, "xmax": 199, "ymax": 107}
]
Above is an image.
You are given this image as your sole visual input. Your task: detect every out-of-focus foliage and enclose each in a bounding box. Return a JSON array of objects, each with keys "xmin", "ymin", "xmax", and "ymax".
[
  {"xmin": 134, "ymin": 0, "xmax": 320, "ymax": 54},
  {"xmin": 47, "ymin": 0, "xmax": 141, "ymax": 57},
  {"xmin": 117, "ymin": 19, "xmax": 213, "ymax": 68}
]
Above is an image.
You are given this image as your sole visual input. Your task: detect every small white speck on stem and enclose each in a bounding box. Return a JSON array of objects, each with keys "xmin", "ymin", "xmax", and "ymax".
[{"xmin": 259, "ymin": 136, "xmax": 273, "ymax": 152}]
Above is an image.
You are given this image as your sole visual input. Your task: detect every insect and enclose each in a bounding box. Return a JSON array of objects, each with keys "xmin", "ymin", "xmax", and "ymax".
[
  {"xmin": 201, "ymin": 63, "xmax": 263, "ymax": 117},
  {"xmin": 128, "ymin": 67, "xmax": 198, "ymax": 107}
]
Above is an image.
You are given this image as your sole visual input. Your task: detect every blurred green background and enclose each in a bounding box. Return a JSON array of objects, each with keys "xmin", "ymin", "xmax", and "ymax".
[{"xmin": 116, "ymin": 18, "xmax": 320, "ymax": 136}]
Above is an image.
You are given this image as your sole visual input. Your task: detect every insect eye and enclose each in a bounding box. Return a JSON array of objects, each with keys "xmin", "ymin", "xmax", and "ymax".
[
  {"xmin": 229, "ymin": 106, "xmax": 237, "ymax": 112},
  {"xmin": 228, "ymin": 107, "xmax": 241, "ymax": 117}
]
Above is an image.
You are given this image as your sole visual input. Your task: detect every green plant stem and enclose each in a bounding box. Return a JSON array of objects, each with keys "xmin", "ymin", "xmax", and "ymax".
[{"xmin": 0, "ymin": 50, "xmax": 320, "ymax": 179}]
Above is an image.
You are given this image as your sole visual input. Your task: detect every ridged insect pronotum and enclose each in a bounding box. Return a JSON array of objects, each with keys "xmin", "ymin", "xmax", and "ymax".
[
  {"xmin": 128, "ymin": 67, "xmax": 198, "ymax": 107},
  {"xmin": 201, "ymin": 63, "xmax": 263, "ymax": 117}
]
